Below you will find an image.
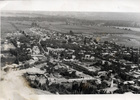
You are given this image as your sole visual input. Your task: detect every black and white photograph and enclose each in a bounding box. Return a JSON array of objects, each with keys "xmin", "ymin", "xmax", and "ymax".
[{"xmin": 0, "ymin": 0, "xmax": 140, "ymax": 100}]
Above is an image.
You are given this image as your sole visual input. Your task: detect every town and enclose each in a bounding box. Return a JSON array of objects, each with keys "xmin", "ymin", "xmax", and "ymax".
[{"xmin": 1, "ymin": 22, "xmax": 140, "ymax": 94}]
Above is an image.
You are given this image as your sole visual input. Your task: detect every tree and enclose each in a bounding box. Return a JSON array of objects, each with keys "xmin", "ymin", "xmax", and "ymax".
[
  {"xmin": 68, "ymin": 38, "xmax": 72, "ymax": 43},
  {"xmin": 84, "ymin": 37, "xmax": 87, "ymax": 45},
  {"xmin": 14, "ymin": 58, "xmax": 19, "ymax": 64},
  {"xmin": 94, "ymin": 39, "xmax": 98, "ymax": 44},
  {"xmin": 69, "ymin": 30, "xmax": 74, "ymax": 35},
  {"xmin": 10, "ymin": 49, "xmax": 18, "ymax": 56}
]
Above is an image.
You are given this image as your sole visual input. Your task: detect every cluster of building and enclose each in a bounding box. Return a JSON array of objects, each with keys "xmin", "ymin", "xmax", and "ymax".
[{"xmin": 2, "ymin": 26, "xmax": 140, "ymax": 94}]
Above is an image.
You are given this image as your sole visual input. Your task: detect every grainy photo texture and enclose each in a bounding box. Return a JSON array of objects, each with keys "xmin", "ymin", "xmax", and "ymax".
[{"xmin": 0, "ymin": 0, "xmax": 140, "ymax": 100}]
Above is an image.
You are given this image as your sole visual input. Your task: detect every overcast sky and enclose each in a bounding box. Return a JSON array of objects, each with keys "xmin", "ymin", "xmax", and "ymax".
[{"xmin": 0, "ymin": 0, "xmax": 140, "ymax": 12}]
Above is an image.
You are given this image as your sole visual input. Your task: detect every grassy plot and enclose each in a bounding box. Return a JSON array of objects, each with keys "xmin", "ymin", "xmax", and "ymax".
[
  {"xmin": 10, "ymin": 21, "xmax": 32, "ymax": 31},
  {"xmin": 1, "ymin": 21, "xmax": 31, "ymax": 38},
  {"xmin": 1, "ymin": 21, "xmax": 17, "ymax": 33},
  {"xmin": 38, "ymin": 21, "xmax": 139, "ymax": 34},
  {"xmin": 100, "ymin": 34, "xmax": 140, "ymax": 47}
]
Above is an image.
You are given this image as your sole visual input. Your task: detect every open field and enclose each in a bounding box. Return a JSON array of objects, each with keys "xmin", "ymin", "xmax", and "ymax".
[
  {"xmin": 2, "ymin": 16, "xmax": 139, "ymax": 35},
  {"xmin": 100, "ymin": 34, "xmax": 140, "ymax": 47},
  {"xmin": 1, "ymin": 12, "xmax": 140, "ymax": 48},
  {"xmin": 1, "ymin": 20, "xmax": 31, "ymax": 38},
  {"xmin": 41, "ymin": 24, "xmax": 139, "ymax": 34},
  {"xmin": 2, "ymin": 21, "xmax": 139, "ymax": 36},
  {"xmin": 1, "ymin": 21, "xmax": 17, "ymax": 34}
]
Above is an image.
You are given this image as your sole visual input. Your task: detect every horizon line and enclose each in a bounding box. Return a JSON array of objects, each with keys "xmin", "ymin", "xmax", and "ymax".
[{"xmin": 1, "ymin": 10, "xmax": 140, "ymax": 13}]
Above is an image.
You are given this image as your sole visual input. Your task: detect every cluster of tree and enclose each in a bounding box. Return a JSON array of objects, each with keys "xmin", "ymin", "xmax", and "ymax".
[
  {"xmin": 103, "ymin": 21, "xmax": 140, "ymax": 28},
  {"xmin": 60, "ymin": 71, "xmax": 79, "ymax": 79},
  {"xmin": 40, "ymin": 39, "xmax": 80, "ymax": 50},
  {"xmin": 31, "ymin": 22, "xmax": 39, "ymax": 27},
  {"xmin": 118, "ymin": 72, "xmax": 134, "ymax": 81},
  {"xmin": 18, "ymin": 36, "xmax": 30, "ymax": 43},
  {"xmin": 24, "ymin": 73, "xmax": 49, "ymax": 90},
  {"xmin": 83, "ymin": 37, "xmax": 93, "ymax": 45},
  {"xmin": 70, "ymin": 81, "xmax": 110, "ymax": 94},
  {"xmin": 44, "ymin": 81, "xmax": 99, "ymax": 94},
  {"xmin": 114, "ymin": 83, "xmax": 136, "ymax": 94},
  {"xmin": 9, "ymin": 48, "xmax": 31, "ymax": 64},
  {"xmin": 69, "ymin": 30, "xmax": 74, "ymax": 35},
  {"xmin": 10, "ymin": 39, "xmax": 17, "ymax": 47}
]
